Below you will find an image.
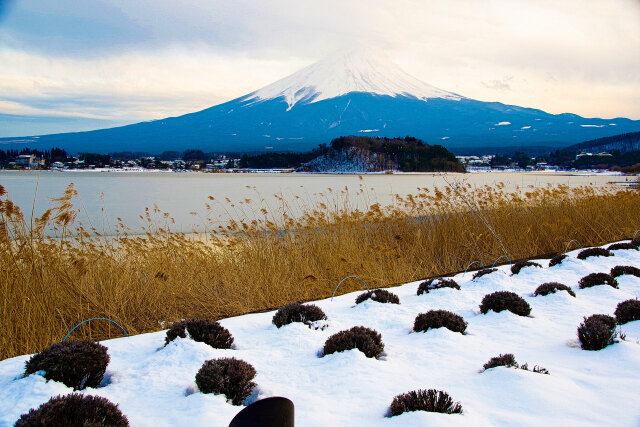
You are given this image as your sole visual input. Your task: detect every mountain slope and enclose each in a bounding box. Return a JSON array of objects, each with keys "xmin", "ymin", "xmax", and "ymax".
[
  {"xmin": 244, "ymin": 48, "xmax": 462, "ymax": 110},
  {"xmin": 565, "ymin": 131, "xmax": 640, "ymax": 153},
  {"xmin": 3, "ymin": 50, "xmax": 640, "ymax": 153}
]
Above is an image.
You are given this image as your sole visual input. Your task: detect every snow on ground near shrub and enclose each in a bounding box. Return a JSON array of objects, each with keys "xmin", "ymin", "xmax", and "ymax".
[{"xmin": 1, "ymin": 243, "xmax": 640, "ymax": 426}]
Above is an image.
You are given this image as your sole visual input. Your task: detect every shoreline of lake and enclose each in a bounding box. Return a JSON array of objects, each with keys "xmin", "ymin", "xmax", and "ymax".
[{"xmin": 0, "ymin": 170, "xmax": 631, "ymax": 236}]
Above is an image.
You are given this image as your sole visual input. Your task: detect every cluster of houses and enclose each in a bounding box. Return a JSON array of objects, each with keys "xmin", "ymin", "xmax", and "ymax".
[
  {"xmin": 14, "ymin": 154, "xmax": 45, "ymax": 168},
  {"xmin": 455, "ymin": 154, "xmax": 560, "ymax": 171},
  {"xmin": 6, "ymin": 154, "xmax": 240, "ymax": 171}
]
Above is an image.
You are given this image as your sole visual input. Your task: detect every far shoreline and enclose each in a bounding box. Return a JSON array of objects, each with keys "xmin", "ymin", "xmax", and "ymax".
[{"xmin": 0, "ymin": 167, "xmax": 631, "ymax": 177}]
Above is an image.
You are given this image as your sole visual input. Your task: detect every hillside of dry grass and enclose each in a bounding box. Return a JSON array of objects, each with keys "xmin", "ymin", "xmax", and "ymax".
[{"xmin": 1, "ymin": 180, "xmax": 639, "ymax": 360}]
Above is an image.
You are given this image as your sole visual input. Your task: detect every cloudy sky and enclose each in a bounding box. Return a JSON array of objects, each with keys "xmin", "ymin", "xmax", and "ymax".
[{"xmin": 0, "ymin": 0, "xmax": 639, "ymax": 137}]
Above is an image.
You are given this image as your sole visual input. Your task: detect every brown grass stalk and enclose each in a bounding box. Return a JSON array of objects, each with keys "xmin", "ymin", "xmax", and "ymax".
[{"xmin": 1, "ymin": 182, "xmax": 639, "ymax": 360}]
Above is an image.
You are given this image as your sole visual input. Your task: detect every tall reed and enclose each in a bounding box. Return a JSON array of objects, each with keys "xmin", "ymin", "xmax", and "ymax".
[{"xmin": 1, "ymin": 181, "xmax": 638, "ymax": 360}]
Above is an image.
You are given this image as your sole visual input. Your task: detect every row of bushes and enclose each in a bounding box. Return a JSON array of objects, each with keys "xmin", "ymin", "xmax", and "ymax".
[
  {"xmin": 23, "ymin": 263, "xmax": 639, "ymax": 391},
  {"xmin": 17, "ymin": 386, "xmax": 466, "ymax": 424},
  {"xmin": 549, "ymin": 241, "xmax": 639, "ymax": 267},
  {"xmin": 26, "ymin": 292, "xmax": 639, "ymax": 395},
  {"xmin": 18, "ymin": 297, "xmax": 639, "ymax": 424},
  {"xmin": 474, "ymin": 241, "xmax": 638, "ymax": 278}
]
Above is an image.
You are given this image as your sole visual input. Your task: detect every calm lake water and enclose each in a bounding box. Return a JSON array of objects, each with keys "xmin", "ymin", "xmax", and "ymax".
[{"xmin": 0, "ymin": 170, "xmax": 623, "ymax": 235}]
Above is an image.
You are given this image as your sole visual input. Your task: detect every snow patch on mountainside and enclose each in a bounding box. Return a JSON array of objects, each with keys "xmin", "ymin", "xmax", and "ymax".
[{"xmin": 244, "ymin": 48, "xmax": 462, "ymax": 110}]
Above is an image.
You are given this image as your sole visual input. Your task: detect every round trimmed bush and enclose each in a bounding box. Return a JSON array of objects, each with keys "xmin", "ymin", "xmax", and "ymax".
[
  {"xmin": 577, "ymin": 247, "xmax": 612, "ymax": 260},
  {"xmin": 483, "ymin": 353, "xmax": 517, "ymax": 370},
  {"xmin": 24, "ymin": 340, "xmax": 109, "ymax": 390},
  {"xmin": 195, "ymin": 357, "xmax": 257, "ymax": 405},
  {"xmin": 15, "ymin": 394, "xmax": 129, "ymax": 427},
  {"xmin": 416, "ymin": 278, "xmax": 460, "ymax": 295},
  {"xmin": 588, "ymin": 314, "xmax": 617, "ymax": 330},
  {"xmin": 165, "ymin": 319, "xmax": 234, "ymax": 349},
  {"xmin": 548, "ymin": 254, "xmax": 567, "ymax": 267},
  {"xmin": 272, "ymin": 302, "xmax": 327, "ymax": 328},
  {"xmin": 610, "ymin": 265, "xmax": 640, "ymax": 278},
  {"xmin": 533, "ymin": 282, "xmax": 576, "ymax": 297},
  {"xmin": 322, "ymin": 326, "xmax": 384, "ymax": 359},
  {"xmin": 578, "ymin": 314, "xmax": 616, "ymax": 350},
  {"xmin": 389, "ymin": 389, "xmax": 463, "ymax": 416},
  {"xmin": 578, "ymin": 273, "xmax": 618, "ymax": 289},
  {"xmin": 472, "ymin": 268, "xmax": 497, "ymax": 280},
  {"xmin": 614, "ymin": 299, "xmax": 640, "ymax": 324},
  {"xmin": 607, "ymin": 242, "xmax": 639, "ymax": 251},
  {"xmin": 511, "ymin": 261, "xmax": 542, "ymax": 275},
  {"xmin": 355, "ymin": 289, "xmax": 400, "ymax": 305},
  {"xmin": 479, "ymin": 291, "xmax": 531, "ymax": 316},
  {"xmin": 413, "ymin": 310, "xmax": 467, "ymax": 334}
]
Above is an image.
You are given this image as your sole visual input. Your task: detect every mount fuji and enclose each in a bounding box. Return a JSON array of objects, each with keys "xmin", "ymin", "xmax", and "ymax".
[{"xmin": 3, "ymin": 49, "xmax": 640, "ymax": 154}]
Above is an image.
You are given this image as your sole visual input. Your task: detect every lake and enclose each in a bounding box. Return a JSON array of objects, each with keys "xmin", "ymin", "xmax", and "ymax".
[{"xmin": 0, "ymin": 170, "xmax": 624, "ymax": 235}]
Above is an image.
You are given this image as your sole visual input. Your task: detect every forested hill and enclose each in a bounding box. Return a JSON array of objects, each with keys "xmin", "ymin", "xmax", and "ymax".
[
  {"xmin": 300, "ymin": 136, "xmax": 465, "ymax": 173},
  {"xmin": 565, "ymin": 131, "xmax": 640, "ymax": 153}
]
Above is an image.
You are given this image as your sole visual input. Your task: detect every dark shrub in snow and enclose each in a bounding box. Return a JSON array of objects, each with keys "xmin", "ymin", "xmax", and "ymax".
[
  {"xmin": 578, "ymin": 273, "xmax": 618, "ymax": 289},
  {"xmin": 24, "ymin": 340, "xmax": 109, "ymax": 390},
  {"xmin": 607, "ymin": 242, "xmax": 638, "ymax": 251},
  {"xmin": 578, "ymin": 314, "xmax": 617, "ymax": 350},
  {"xmin": 588, "ymin": 314, "xmax": 617, "ymax": 330},
  {"xmin": 355, "ymin": 289, "xmax": 400, "ymax": 305},
  {"xmin": 389, "ymin": 389, "xmax": 463, "ymax": 416},
  {"xmin": 322, "ymin": 326, "xmax": 384, "ymax": 359},
  {"xmin": 519, "ymin": 364, "xmax": 550, "ymax": 374},
  {"xmin": 533, "ymin": 282, "xmax": 576, "ymax": 297},
  {"xmin": 483, "ymin": 353, "xmax": 517, "ymax": 370},
  {"xmin": 195, "ymin": 357, "xmax": 257, "ymax": 405},
  {"xmin": 479, "ymin": 291, "xmax": 531, "ymax": 316},
  {"xmin": 511, "ymin": 261, "xmax": 542, "ymax": 275},
  {"xmin": 15, "ymin": 393, "xmax": 129, "ymax": 427},
  {"xmin": 614, "ymin": 299, "xmax": 640, "ymax": 324},
  {"xmin": 548, "ymin": 254, "xmax": 567, "ymax": 267},
  {"xmin": 610, "ymin": 265, "xmax": 640, "ymax": 279},
  {"xmin": 472, "ymin": 268, "xmax": 497, "ymax": 280},
  {"xmin": 272, "ymin": 302, "xmax": 327, "ymax": 328},
  {"xmin": 482, "ymin": 354, "xmax": 549, "ymax": 374},
  {"xmin": 577, "ymin": 247, "xmax": 612, "ymax": 260},
  {"xmin": 413, "ymin": 310, "xmax": 467, "ymax": 334},
  {"xmin": 165, "ymin": 319, "xmax": 234, "ymax": 349},
  {"xmin": 416, "ymin": 278, "xmax": 460, "ymax": 295}
]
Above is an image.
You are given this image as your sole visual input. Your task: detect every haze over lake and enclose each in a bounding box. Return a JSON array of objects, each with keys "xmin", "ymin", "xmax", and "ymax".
[{"xmin": 0, "ymin": 171, "xmax": 622, "ymax": 235}]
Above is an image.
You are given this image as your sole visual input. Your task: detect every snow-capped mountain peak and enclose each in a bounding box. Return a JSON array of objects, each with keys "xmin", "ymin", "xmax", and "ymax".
[{"xmin": 245, "ymin": 48, "xmax": 463, "ymax": 110}]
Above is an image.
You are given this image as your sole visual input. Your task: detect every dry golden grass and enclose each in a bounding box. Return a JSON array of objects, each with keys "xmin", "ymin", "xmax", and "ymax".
[{"xmin": 1, "ymin": 180, "xmax": 639, "ymax": 360}]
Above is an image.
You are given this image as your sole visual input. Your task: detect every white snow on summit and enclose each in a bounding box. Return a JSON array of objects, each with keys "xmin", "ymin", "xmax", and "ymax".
[{"xmin": 244, "ymin": 48, "xmax": 462, "ymax": 110}]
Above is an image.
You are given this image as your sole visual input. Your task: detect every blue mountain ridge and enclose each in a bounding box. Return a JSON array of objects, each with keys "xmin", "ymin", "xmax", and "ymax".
[{"xmin": 2, "ymin": 92, "xmax": 639, "ymax": 154}]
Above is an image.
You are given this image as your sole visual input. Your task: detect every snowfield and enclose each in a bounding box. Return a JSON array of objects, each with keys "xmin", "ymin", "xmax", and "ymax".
[
  {"xmin": 1, "ymin": 243, "xmax": 640, "ymax": 426},
  {"xmin": 245, "ymin": 47, "xmax": 462, "ymax": 110}
]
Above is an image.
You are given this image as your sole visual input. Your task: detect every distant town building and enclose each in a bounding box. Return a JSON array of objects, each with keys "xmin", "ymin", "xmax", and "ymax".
[{"xmin": 15, "ymin": 154, "xmax": 43, "ymax": 168}]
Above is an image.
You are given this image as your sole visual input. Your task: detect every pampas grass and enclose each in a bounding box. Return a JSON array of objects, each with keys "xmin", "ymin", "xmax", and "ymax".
[{"xmin": 1, "ymin": 181, "xmax": 639, "ymax": 360}]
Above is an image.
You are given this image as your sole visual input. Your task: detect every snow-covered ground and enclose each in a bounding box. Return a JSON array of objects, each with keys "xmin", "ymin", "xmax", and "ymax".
[{"xmin": 1, "ymin": 243, "xmax": 640, "ymax": 426}]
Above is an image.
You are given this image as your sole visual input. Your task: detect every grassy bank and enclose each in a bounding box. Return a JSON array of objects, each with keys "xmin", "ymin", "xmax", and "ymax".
[{"xmin": 1, "ymin": 181, "xmax": 639, "ymax": 360}]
